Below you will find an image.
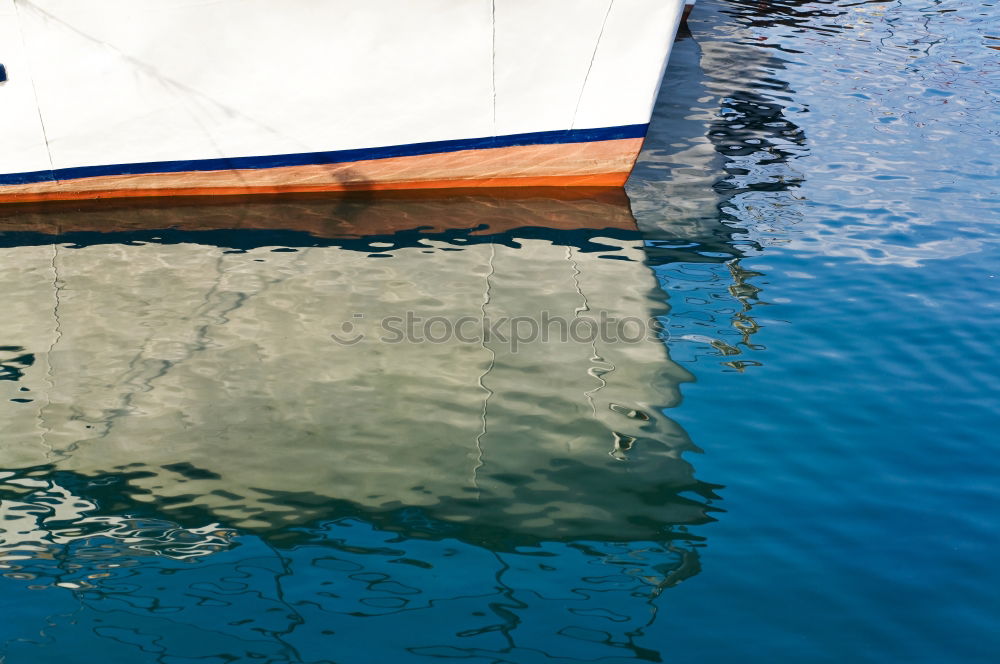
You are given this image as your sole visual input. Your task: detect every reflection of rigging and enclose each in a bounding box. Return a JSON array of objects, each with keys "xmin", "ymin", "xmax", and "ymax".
[
  {"xmin": 716, "ymin": 258, "xmax": 768, "ymax": 372},
  {"xmin": 473, "ymin": 242, "xmax": 496, "ymax": 491},
  {"xmin": 40, "ymin": 243, "xmax": 61, "ymax": 462}
]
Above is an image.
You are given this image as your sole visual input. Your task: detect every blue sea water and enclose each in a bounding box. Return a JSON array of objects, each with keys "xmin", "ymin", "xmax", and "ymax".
[{"xmin": 1, "ymin": 1, "xmax": 998, "ymax": 662}]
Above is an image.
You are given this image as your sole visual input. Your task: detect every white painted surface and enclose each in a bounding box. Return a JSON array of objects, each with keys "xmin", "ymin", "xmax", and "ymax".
[
  {"xmin": 3, "ymin": 0, "xmax": 684, "ymax": 175},
  {"xmin": 574, "ymin": 0, "xmax": 685, "ymax": 130},
  {"xmin": 492, "ymin": 0, "xmax": 611, "ymax": 137},
  {"xmin": 19, "ymin": 0, "xmax": 494, "ymax": 170},
  {"xmin": 0, "ymin": 0, "xmax": 51, "ymax": 174}
]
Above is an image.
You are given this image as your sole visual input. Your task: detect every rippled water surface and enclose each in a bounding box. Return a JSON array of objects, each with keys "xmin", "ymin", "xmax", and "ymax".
[{"xmin": 1, "ymin": 1, "xmax": 998, "ymax": 662}]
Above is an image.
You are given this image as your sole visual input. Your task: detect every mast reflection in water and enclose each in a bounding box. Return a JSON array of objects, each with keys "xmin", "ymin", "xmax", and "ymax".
[{"xmin": 0, "ymin": 192, "xmax": 721, "ymax": 663}]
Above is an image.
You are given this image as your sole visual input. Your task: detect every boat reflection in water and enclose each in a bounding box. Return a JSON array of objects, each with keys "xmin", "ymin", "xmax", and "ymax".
[{"xmin": 0, "ymin": 192, "xmax": 718, "ymax": 662}]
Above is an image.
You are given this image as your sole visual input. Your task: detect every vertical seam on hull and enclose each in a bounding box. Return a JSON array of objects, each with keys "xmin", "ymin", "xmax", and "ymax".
[
  {"xmin": 571, "ymin": 0, "xmax": 614, "ymax": 130},
  {"xmin": 12, "ymin": 0, "xmax": 56, "ymax": 180}
]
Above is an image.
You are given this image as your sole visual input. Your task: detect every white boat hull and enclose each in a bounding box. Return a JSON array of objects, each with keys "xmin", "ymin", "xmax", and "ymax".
[{"xmin": 0, "ymin": 0, "xmax": 685, "ymax": 202}]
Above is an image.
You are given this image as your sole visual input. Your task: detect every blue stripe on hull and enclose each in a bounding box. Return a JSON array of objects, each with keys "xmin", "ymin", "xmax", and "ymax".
[{"xmin": 0, "ymin": 124, "xmax": 649, "ymax": 187}]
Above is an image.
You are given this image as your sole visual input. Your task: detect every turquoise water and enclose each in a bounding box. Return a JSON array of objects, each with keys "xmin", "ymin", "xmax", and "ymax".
[{"xmin": 2, "ymin": 1, "xmax": 999, "ymax": 662}]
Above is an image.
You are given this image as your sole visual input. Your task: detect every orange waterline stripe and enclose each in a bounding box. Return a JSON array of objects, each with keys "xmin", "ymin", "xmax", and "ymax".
[{"xmin": 0, "ymin": 173, "xmax": 629, "ymax": 205}]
